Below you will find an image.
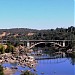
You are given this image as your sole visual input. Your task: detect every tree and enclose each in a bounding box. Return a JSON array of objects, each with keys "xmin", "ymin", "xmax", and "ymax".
[
  {"xmin": 5, "ymin": 43, "xmax": 15, "ymax": 54},
  {"xmin": 21, "ymin": 70, "xmax": 37, "ymax": 75},
  {"xmin": 0, "ymin": 65, "xmax": 4, "ymax": 75},
  {"xmin": 72, "ymin": 41, "xmax": 75, "ymax": 51},
  {"xmin": 0, "ymin": 44, "xmax": 5, "ymax": 54}
]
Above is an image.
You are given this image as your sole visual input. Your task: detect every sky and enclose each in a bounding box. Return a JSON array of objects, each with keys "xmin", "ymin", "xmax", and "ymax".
[{"xmin": 0, "ymin": 0, "xmax": 74, "ymax": 29}]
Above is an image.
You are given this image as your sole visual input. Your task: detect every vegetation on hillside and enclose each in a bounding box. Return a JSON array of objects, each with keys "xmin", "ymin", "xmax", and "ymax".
[
  {"xmin": 0, "ymin": 44, "xmax": 5, "ymax": 54},
  {"xmin": 0, "ymin": 44, "xmax": 15, "ymax": 54},
  {"xmin": 0, "ymin": 26, "xmax": 75, "ymax": 40}
]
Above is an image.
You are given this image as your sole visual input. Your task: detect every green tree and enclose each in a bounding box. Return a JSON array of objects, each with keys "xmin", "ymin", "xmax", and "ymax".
[
  {"xmin": 0, "ymin": 65, "xmax": 4, "ymax": 75},
  {"xmin": 72, "ymin": 41, "xmax": 75, "ymax": 51},
  {"xmin": 5, "ymin": 43, "xmax": 15, "ymax": 54},
  {"xmin": 21, "ymin": 70, "xmax": 37, "ymax": 75},
  {"xmin": 0, "ymin": 44, "xmax": 5, "ymax": 54}
]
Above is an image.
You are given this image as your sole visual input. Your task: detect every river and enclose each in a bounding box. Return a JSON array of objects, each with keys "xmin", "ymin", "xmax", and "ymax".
[
  {"xmin": 36, "ymin": 58, "xmax": 75, "ymax": 75},
  {"xmin": 2, "ymin": 48, "xmax": 75, "ymax": 75}
]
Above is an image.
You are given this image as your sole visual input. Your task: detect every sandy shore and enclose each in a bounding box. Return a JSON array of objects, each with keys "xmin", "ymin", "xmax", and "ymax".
[{"xmin": 3, "ymin": 67, "xmax": 16, "ymax": 75}]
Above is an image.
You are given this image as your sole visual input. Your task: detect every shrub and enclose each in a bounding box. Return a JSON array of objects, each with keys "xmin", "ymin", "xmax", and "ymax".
[
  {"xmin": 0, "ymin": 65, "xmax": 4, "ymax": 75},
  {"xmin": 21, "ymin": 70, "xmax": 36, "ymax": 75},
  {"xmin": 0, "ymin": 44, "xmax": 5, "ymax": 54},
  {"xmin": 5, "ymin": 43, "xmax": 15, "ymax": 54}
]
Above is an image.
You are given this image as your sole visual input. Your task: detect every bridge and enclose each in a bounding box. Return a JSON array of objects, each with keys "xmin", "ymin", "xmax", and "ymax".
[
  {"xmin": 0, "ymin": 40, "xmax": 72, "ymax": 48},
  {"xmin": 0, "ymin": 40, "xmax": 72, "ymax": 49},
  {"xmin": 20, "ymin": 40, "xmax": 72, "ymax": 49}
]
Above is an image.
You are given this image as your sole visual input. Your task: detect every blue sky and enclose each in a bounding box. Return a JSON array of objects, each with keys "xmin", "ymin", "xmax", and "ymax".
[{"xmin": 0, "ymin": 0, "xmax": 74, "ymax": 29}]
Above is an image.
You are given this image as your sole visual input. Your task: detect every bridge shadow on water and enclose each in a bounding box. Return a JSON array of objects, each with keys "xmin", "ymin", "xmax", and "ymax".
[
  {"xmin": 37, "ymin": 58, "xmax": 68, "ymax": 64},
  {"xmin": 31, "ymin": 47, "xmax": 68, "ymax": 64}
]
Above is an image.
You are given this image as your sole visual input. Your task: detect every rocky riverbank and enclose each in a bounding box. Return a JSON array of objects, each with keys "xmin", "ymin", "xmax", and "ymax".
[{"xmin": 0, "ymin": 52, "xmax": 37, "ymax": 75}]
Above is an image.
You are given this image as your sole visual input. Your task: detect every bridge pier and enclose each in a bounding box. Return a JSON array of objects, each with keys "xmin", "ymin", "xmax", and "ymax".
[
  {"xmin": 63, "ymin": 41, "xmax": 65, "ymax": 47},
  {"xmin": 27, "ymin": 41, "xmax": 30, "ymax": 48}
]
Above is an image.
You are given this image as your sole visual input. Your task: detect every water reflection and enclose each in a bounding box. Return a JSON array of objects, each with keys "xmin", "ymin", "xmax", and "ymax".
[
  {"xmin": 69, "ymin": 58, "xmax": 75, "ymax": 65},
  {"xmin": 32, "ymin": 47, "xmax": 75, "ymax": 75},
  {"xmin": 36, "ymin": 58, "xmax": 74, "ymax": 75},
  {"xmin": 32, "ymin": 47, "xmax": 75, "ymax": 65}
]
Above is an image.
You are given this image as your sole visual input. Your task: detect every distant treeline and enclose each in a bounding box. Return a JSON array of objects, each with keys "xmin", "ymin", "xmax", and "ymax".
[{"xmin": 0, "ymin": 26, "xmax": 75, "ymax": 40}]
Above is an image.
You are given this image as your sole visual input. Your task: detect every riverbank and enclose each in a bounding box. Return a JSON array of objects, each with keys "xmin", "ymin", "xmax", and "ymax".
[
  {"xmin": 3, "ymin": 67, "xmax": 16, "ymax": 75},
  {"xmin": 66, "ymin": 49, "xmax": 75, "ymax": 58},
  {"xmin": 0, "ymin": 53, "xmax": 37, "ymax": 68},
  {"xmin": 0, "ymin": 52, "xmax": 37, "ymax": 75}
]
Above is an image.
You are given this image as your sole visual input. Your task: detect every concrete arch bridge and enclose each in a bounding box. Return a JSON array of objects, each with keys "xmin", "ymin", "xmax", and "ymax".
[
  {"xmin": 29, "ymin": 42, "xmax": 63, "ymax": 49},
  {"xmin": 0, "ymin": 40, "xmax": 71, "ymax": 49},
  {"xmin": 20, "ymin": 40, "xmax": 71, "ymax": 49}
]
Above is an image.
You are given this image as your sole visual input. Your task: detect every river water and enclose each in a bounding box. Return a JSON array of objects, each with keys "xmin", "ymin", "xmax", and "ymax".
[
  {"xmin": 2, "ymin": 58, "xmax": 75, "ymax": 75},
  {"xmin": 36, "ymin": 58, "xmax": 75, "ymax": 75},
  {"xmin": 2, "ymin": 48, "xmax": 75, "ymax": 75}
]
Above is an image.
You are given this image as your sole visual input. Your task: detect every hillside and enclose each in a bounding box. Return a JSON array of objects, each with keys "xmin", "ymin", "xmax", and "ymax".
[{"xmin": 0, "ymin": 26, "xmax": 75, "ymax": 41}]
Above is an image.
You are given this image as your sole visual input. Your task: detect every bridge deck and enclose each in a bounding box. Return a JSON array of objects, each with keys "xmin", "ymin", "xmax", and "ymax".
[{"xmin": 0, "ymin": 40, "xmax": 72, "ymax": 42}]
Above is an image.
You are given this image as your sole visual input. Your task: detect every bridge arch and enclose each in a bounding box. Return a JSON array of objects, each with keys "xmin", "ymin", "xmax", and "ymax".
[{"xmin": 29, "ymin": 42, "xmax": 63, "ymax": 49}]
